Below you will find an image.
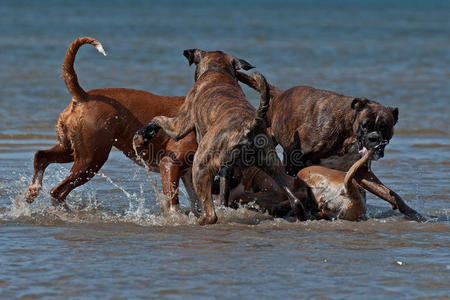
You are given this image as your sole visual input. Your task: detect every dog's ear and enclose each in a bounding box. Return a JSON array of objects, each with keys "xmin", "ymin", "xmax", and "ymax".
[
  {"xmin": 183, "ymin": 49, "xmax": 205, "ymax": 66},
  {"xmin": 351, "ymin": 98, "xmax": 369, "ymax": 111},
  {"xmin": 390, "ymin": 107, "xmax": 399, "ymax": 124},
  {"xmin": 232, "ymin": 58, "xmax": 255, "ymax": 71}
]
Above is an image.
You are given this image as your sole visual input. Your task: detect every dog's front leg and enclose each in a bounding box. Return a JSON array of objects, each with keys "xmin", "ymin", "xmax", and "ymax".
[
  {"xmin": 159, "ymin": 156, "xmax": 181, "ymax": 213},
  {"xmin": 26, "ymin": 144, "xmax": 73, "ymax": 203},
  {"xmin": 356, "ymin": 167, "xmax": 426, "ymax": 222},
  {"xmin": 152, "ymin": 114, "xmax": 194, "ymax": 142},
  {"xmin": 134, "ymin": 106, "xmax": 195, "ymax": 145}
]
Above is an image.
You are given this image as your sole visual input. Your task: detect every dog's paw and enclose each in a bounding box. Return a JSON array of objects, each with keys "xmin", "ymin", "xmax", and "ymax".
[
  {"xmin": 25, "ymin": 185, "xmax": 41, "ymax": 203},
  {"xmin": 198, "ymin": 214, "xmax": 218, "ymax": 225}
]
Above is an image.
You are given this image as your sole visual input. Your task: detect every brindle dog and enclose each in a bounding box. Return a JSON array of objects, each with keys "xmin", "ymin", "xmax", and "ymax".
[
  {"xmin": 237, "ymin": 74, "xmax": 424, "ymax": 221},
  {"xmin": 134, "ymin": 49, "xmax": 309, "ymax": 225}
]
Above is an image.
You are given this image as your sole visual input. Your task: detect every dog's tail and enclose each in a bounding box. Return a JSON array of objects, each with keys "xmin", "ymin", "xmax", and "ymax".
[
  {"xmin": 344, "ymin": 148, "xmax": 375, "ymax": 195},
  {"xmin": 248, "ymin": 72, "xmax": 271, "ymax": 130},
  {"xmin": 236, "ymin": 71, "xmax": 281, "ymax": 99},
  {"xmin": 62, "ymin": 37, "xmax": 107, "ymax": 101}
]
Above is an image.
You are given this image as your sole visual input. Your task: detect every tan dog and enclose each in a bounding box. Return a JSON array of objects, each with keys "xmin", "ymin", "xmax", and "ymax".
[
  {"xmin": 296, "ymin": 149, "xmax": 375, "ymax": 221},
  {"xmin": 135, "ymin": 49, "xmax": 309, "ymax": 225},
  {"xmin": 25, "ymin": 37, "xmax": 199, "ymax": 211},
  {"xmin": 224, "ymin": 149, "xmax": 371, "ymax": 221}
]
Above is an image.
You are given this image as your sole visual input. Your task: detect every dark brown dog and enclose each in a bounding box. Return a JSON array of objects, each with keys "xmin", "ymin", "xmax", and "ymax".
[
  {"xmin": 236, "ymin": 74, "xmax": 424, "ymax": 221},
  {"xmin": 135, "ymin": 49, "xmax": 309, "ymax": 225},
  {"xmin": 25, "ymin": 37, "xmax": 198, "ymax": 211}
]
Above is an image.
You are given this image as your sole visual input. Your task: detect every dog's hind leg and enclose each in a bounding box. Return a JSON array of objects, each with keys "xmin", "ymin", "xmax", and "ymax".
[
  {"xmin": 26, "ymin": 144, "xmax": 73, "ymax": 203},
  {"xmin": 192, "ymin": 168, "xmax": 216, "ymax": 225},
  {"xmin": 49, "ymin": 149, "xmax": 111, "ymax": 206},
  {"xmin": 49, "ymin": 128, "xmax": 113, "ymax": 206}
]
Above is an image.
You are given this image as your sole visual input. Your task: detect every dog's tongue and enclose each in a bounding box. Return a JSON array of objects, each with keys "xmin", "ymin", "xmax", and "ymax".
[{"xmin": 359, "ymin": 147, "xmax": 369, "ymax": 156}]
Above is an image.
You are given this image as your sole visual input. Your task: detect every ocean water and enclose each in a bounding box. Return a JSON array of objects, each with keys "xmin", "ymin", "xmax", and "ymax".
[{"xmin": 0, "ymin": 0, "xmax": 449, "ymax": 298}]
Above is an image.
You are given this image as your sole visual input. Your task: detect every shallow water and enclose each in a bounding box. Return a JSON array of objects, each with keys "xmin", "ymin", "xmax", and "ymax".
[{"xmin": 1, "ymin": 0, "xmax": 449, "ymax": 298}]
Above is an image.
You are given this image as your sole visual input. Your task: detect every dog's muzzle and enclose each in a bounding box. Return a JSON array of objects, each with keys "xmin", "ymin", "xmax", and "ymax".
[
  {"xmin": 133, "ymin": 122, "xmax": 161, "ymax": 147},
  {"xmin": 372, "ymin": 139, "xmax": 389, "ymax": 160},
  {"xmin": 358, "ymin": 130, "xmax": 389, "ymax": 161},
  {"xmin": 133, "ymin": 133, "xmax": 147, "ymax": 147}
]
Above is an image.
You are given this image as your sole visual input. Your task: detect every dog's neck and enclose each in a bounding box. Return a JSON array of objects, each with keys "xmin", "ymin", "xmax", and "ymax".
[{"xmin": 198, "ymin": 67, "xmax": 236, "ymax": 81}]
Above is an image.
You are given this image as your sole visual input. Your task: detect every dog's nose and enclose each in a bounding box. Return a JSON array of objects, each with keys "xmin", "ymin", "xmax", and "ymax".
[{"xmin": 366, "ymin": 132, "xmax": 381, "ymax": 147}]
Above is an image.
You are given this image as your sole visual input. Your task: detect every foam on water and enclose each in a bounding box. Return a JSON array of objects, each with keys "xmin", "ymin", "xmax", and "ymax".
[
  {"xmin": 0, "ymin": 165, "xmax": 288, "ymax": 227},
  {"xmin": 1, "ymin": 168, "xmax": 447, "ymax": 228}
]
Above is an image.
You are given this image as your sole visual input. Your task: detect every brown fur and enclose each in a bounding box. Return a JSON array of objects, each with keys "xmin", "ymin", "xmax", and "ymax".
[
  {"xmin": 227, "ymin": 150, "xmax": 369, "ymax": 221},
  {"xmin": 26, "ymin": 37, "xmax": 198, "ymax": 212},
  {"xmin": 267, "ymin": 86, "xmax": 398, "ymax": 171},
  {"xmin": 138, "ymin": 49, "xmax": 309, "ymax": 224},
  {"xmin": 238, "ymin": 74, "xmax": 424, "ymax": 221},
  {"xmin": 295, "ymin": 150, "xmax": 374, "ymax": 221}
]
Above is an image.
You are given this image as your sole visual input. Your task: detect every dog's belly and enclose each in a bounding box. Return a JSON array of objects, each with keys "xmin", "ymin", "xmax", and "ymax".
[
  {"xmin": 319, "ymin": 144, "xmax": 361, "ymax": 171},
  {"xmin": 308, "ymin": 179, "xmax": 346, "ymax": 220}
]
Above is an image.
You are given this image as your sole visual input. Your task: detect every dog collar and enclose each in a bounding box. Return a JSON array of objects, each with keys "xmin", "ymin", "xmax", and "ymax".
[{"xmin": 199, "ymin": 67, "xmax": 237, "ymax": 81}]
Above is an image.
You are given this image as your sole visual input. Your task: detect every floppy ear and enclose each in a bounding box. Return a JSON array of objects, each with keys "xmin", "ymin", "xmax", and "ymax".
[
  {"xmin": 183, "ymin": 49, "xmax": 205, "ymax": 66},
  {"xmin": 232, "ymin": 58, "xmax": 255, "ymax": 71},
  {"xmin": 351, "ymin": 98, "xmax": 369, "ymax": 111},
  {"xmin": 390, "ymin": 107, "xmax": 399, "ymax": 124}
]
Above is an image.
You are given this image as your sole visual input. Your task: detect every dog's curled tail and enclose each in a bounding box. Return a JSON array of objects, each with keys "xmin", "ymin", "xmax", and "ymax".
[
  {"xmin": 249, "ymin": 72, "xmax": 271, "ymax": 129},
  {"xmin": 236, "ymin": 71, "xmax": 281, "ymax": 99},
  {"xmin": 62, "ymin": 37, "xmax": 107, "ymax": 101}
]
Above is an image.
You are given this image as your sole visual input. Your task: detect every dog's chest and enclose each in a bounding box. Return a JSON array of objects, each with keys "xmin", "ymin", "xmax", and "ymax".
[{"xmin": 319, "ymin": 142, "xmax": 360, "ymax": 171}]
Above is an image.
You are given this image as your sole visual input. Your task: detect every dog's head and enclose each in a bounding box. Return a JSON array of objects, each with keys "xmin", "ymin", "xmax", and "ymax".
[
  {"xmin": 351, "ymin": 98, "xmax": 398, "ymax": 160},
  {"xmin": 183, "ymin": 49, "xmax": 254, "ymax": 81}
]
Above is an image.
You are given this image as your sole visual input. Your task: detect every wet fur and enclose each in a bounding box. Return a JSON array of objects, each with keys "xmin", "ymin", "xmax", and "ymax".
[
  {"xmin": 267, "ymin": 86, "xmax": 398, "ymax": 173},
  {"xmin": 238, "ymin": 75, "xmax": 424, "ymax": 221},
  {"xmin": 144, "ymin": 50, "xmax": 308, "ymax": 224},
  {"xmin": 26, "ymin": 37, "xmax": 198, "ymax": 212}
]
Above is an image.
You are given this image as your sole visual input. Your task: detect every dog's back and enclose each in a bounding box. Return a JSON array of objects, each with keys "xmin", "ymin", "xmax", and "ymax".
[
  {"xmin": 58, "ymin": 87, "xmax": 184, "ymax": 159},
  {"xmin": 268, "ymin": 86, "xmax": 355, "ymax": 156}
]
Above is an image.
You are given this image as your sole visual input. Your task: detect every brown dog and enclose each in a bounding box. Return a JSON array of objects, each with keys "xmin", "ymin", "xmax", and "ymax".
[
  {"xmin": 236, "ymin": 74, "xmax": 424, "ymax": 222},
  {"xmin": 25, "ymin": 37, "xmax": 199, "ymax": 211},
  {"xmin": 134, "ymin": 49, "xmax": 309, "ymax": 225}
]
